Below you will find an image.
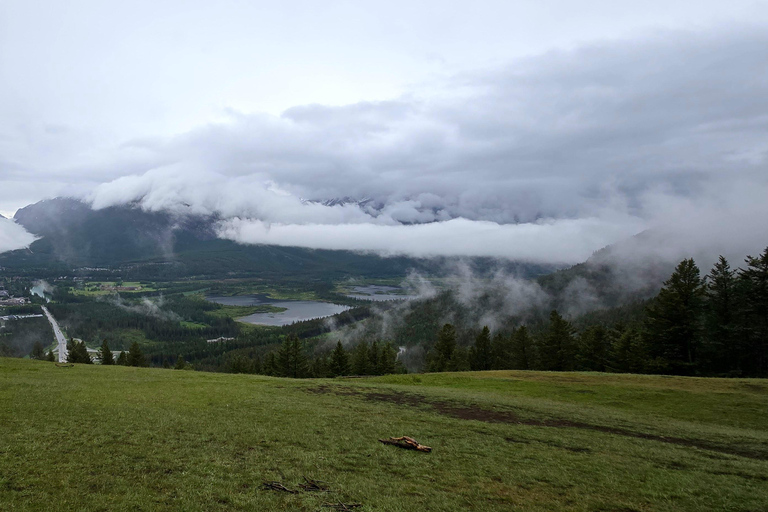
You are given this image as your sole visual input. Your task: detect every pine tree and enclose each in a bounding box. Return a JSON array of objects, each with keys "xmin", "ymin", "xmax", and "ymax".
[
  {"xmin": 510, "ymin": 326, "xmax": 533, "ymax": 370},
  {"xmin": 174, "ymin": 355, "xmax": 187, "ymax": 370},
  {"xmin": 490, "ymin": 332, "xmax": 512, "ymax": 370},
  {"xmin": 127, "ymin": 341, "xmax": 147, "ymax": 367},
  {"xmin": 329, "ymin": 341, "xmax": 351, "ymax": 376},
  {"xmin": 645, "ymin": 258, "xmax": 706, "ymax": 374},
  {"xmin": 277, "ymin": 333, "xmax": 308, "ymax": 378},
  {"xmin": 429, "ymin": 324, "xmax": 456, "ymax": 372},
  {"xmin": 30, "ymin": 341, "xmax": 45, "ymax": 360},
  {"xmin": 470, "ymin": 326, "xmax": 493, "ymax": 371},
  {"xmin": 577, "ymin": 325, "xmax": 609, "ymax": 372},
  {"xmin": 46, "ymin": 350, "xmax": 55, "ymax": 362},
  {"xmin": 379, "ymin": 343, "xmax": 397, "ymax": 375},
  {"xmin": 609, "ymin": 326, "xmax": 647, "ymax": 373},
  {"xmin": 704, "ymin": 256, "xmax": 740, "ymax": 373},
  {"xmin": 368, "ymin": 340, "xmax": 381, "ymax": 375},
  {"xmin": 100, "ymin": 339, "xmax": 114, "ymax": 365},
  {"xmin": 116, "ymin": 351, "xmax": 128, "ymax": 365},
  {"xmin": 67, "ymin": 339, "xmax": 92, "ymax": 364},
  {"xmin": 351, "ymin": 342, "xmax": 370, "ymax": 375},
  {"xmin": 740, "ymin": 247, "xmax": 768, "ymax": 376},
  {"xmin": 539, "ymin": 311, "xmax": 576, "ymax": 371}
]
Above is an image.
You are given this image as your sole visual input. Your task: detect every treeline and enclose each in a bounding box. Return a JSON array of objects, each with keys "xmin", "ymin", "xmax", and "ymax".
[
  {"xmin": 219, "ymin": 335, "xmax": 405, "ymax": 378},
  {"xmin": 422, "ymin": 248, "xmax": 768, "ymax": 377}
]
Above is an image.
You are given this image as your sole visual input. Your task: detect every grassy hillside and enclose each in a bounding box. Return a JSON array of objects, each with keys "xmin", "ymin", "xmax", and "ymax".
[{"xmin": 1, "ymin": 359, "xmax": 767, "ymax": 511}]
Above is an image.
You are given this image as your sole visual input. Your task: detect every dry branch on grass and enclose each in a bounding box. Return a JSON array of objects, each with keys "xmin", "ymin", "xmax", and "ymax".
[
  {"xmin": 298, "ymin": 476, "xmax": 330, "ymax": 492},
  {"xmin": 322, "ymin": 502, "xmax": 362, "ymax": 511},
  {"xmin": 378, "ymin": 436, "xmax": 432, "ymax": 453},
  {"xmin": 261, "ymin": 481, "xmax": 298, "ymax": 494}
]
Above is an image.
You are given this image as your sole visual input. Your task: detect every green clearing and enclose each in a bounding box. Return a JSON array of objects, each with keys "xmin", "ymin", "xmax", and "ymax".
[
  {"xmin": 1, "ymin": 360, "xmax": 767, "ymax": 511},
  {"xmin": 70, "ymin": 282, "xmax": 157, "ymax": 297}
]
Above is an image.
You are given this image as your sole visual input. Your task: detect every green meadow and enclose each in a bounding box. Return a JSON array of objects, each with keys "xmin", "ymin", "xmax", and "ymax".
[{"xmin": 1, "ymin": 358, "xmax": 767, "ymax": 511}]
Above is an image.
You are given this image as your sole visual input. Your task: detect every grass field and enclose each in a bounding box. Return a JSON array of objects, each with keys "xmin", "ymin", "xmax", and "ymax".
[{"xmin": 1, "ymin": 359, "xmax": 767, "ymax": 511}]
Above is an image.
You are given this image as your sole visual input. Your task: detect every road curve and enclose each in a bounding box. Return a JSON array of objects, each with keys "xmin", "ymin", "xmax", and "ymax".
[{"xmin": 42, "ymin": 306, "xmax": 67, "ymax": 363}]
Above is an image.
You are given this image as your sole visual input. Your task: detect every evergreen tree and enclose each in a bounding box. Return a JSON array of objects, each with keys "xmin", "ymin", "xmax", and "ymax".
[
  {"xmin": 277, "ymin": 333, "xmax": 308, "ymax": 378},
  {"xmin": 539, "ymin": 311, "xmax": 576, "ymax": 371},
  {"xmin": 127, "ymin": 342, "xmax": 147, "ymax": 367},
  {"xmin": 116, "ymin": 350, "xmax": 128, "ymax": 365},
  {"xmin": 46, "ymin": 350, "xmax": 55, "ymax": 362},
  {"xmin": 67, "ymin": 339, "xmax": 92, "ymax": 364},
  {"xmin": 704, "ymin": 256, "xmax": 740, "ymax": 373},
  {"xmin": 609, "ymin": 325, "xmax": 647, "ymax": 373},
  {"xmin": 509, "ymin": 326, "xmax": 533, "ymax": 370},
  {"xmin": 577, "ymin": 325, "xmax": 609, "ymax": 372},
  {"xmin": 329, "ymin": 341, "xmax": 351, "ymax": 376},
  {"xmin": 368, "ymin": 340, "xmax": 381, "ymax": 375},
  {"xmin": 429, "ymin": 323, "xmax": 457, "ymax": 372},
  {"xmin": 351, "ymin": 342, "xmax": 370, "ymax": 375},
  {"xmin": 645, "ymin": 258, "xmax": 706, "ymax": 374},
  {"xmin": 740, "ymin": 247, "xmax": 768, "ymax": 376},
  {"xmin": 447, "ymin": 345, "xmax": 471, "ymax": 372},
  {"xmin": 378, "ymin": 343, "xmax": 397, "ymax": 375},
  {"xmin": 30, "ymin": 341, "xmax": 45, "ymax": 360},
  {"xmin": 99, "ymin": 339, "xmax": 114, "ymax": 365},
  {"xmin": 490, "ymin": 332, "xmax": 512, "ymax": 370},
  {"xmin": 174, "ymin": 354, "xmax": 187, "ymax": 370},
  {"xmin": 262, "ymin": 352, "xmax": 277, "ymax": 376},
  {"xmin": 470, "ymin": 326, "xmax": 493, "ymax": 371}
]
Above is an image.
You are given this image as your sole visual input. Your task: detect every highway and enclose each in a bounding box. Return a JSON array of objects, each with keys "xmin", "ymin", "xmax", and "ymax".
[{"xmin": 42, "ymin": 306, "xmax": 67, "ymax": 363}]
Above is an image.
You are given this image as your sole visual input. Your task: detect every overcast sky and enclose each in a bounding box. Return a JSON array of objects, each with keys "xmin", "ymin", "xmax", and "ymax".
[{"xmin": 1, "ymin": 1, "xmax": 767, "ymax": 261}]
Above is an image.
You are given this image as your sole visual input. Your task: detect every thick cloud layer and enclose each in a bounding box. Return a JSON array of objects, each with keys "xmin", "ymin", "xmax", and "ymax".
[
  {"xmin": 81, "ymin": 28, "xmax": 768, "ymax": 263},
  {"xmin": 0, "ymin": 217, "xmax": 36, "ymax": 254}
]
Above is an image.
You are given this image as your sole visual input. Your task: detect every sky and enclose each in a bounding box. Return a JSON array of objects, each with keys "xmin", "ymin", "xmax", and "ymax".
[{"xmin": 1, "ymin": 1, "xmax": 768, "ymax": 261}]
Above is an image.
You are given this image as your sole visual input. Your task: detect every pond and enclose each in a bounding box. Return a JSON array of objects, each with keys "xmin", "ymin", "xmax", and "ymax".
[
  {"xmin": 205, "ymin": 294, "xmax": 350, "ymax": 326},
  {"xmin": 345, "ymin": 285, "xmax": 416, "ymax": 302}
]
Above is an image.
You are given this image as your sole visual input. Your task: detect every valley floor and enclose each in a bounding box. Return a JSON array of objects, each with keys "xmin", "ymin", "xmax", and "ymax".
[{"xmin": 1, "ymin": 359, "xmax": 767, "ymax": 511}]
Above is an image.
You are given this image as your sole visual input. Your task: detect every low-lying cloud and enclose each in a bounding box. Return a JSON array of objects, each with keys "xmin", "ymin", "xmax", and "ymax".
[
  {"xmin": 4, "ymin": 27, "xmax": 767, "ymax": 262},
  {"xmin": 0, "ymin": 217, "xmax": 36, "ymax": 254}
]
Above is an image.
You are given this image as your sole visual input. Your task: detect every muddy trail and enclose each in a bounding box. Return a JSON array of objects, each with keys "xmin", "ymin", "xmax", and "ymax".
[{"xmin": 306, "ymin": 385, "xmax": 768, "ymax": 461}]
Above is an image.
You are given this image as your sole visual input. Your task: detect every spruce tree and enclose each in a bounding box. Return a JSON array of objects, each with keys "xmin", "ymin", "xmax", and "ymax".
[
  {"xmin": 351, "ymin": 342, "xmax": 370, "ymax": 375},
  {"xmin": 379, "ymin": 343, "xmax": 397, "ymax": 375},
  {"xmin": 539, "ymin": 311, "xmax": 576, "ymax": 371},
  {"xmin": 429, "ymin": 324, "xmax": 456, "ymax": 372},
  {"xmin": 740, "ymin": 247, "xmax": 768, "ymax": 376},
  {"xmin": 470, "ymin": 326, "xmax": 493, "ymax": 371},
  {"xmin": 46, "ymin": 350, "xmax": 55, "ymax": 362},
  {"xmin": 116, "ymin": 351, "xmax": 128, "ymax": 365},
  {"xmin": 67, "ymin": 340, "xmax": 92, "ymax": 364},
  {"xmin": 577, "ymin": 325, "xmax": 609, "ymax": 372},
  {"xmin": 368, "ymin": 340, "xmax": 381, "ymax": 375},
  {"xmin": 329, "ymin": 341, "xmax": 351, "ymax": 376},
  {"xmin": 490, "ymin": 332, "xmax": 512, "ymax": 370},
  {"xmin": 645, "ymin": 258, "xmax": 706, "ymax": 374},
  {"xmin": 127, "ymin": 342, "xmax": 147, "ymax": 367},
  {"xmin": 30, "ymin": 341, "xmax": 45, "ymax": 360},
  {"xmin": 277, "ymin": 333, "xmax": 308, "ymax": 378},
  {"xmin": 704, "ymin": 256, "xmax": 740, "ymax": 373},
  {"xmin": 510, "ymin": 326, "xmax": 533, "ymax": 370},
  {"xmin": 100, "ymin": 339, "xmax": 114, "ymax": 365},
  {"xmin": 174, "ymin": 355, "xmax": 187, "ymax": 370}
]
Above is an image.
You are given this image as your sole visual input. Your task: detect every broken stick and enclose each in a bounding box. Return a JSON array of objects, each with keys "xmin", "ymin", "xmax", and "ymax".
[{"xmin": 378, "ymin": 436, "xmax": 432, "ymax": 453}]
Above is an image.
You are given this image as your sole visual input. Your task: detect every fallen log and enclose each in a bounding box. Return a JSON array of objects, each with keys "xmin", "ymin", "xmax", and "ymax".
[
  {"xmin": 299, "ymin": 476, "xmax": 330, "ymax": 492},
  {"xmin": 378, "ymin": 436, "xmax": 432, "ymax": 453}
]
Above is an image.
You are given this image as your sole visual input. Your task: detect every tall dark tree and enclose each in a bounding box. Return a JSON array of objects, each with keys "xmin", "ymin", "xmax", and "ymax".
[
  {"xmin": 539, "ymin": 311, "xmax": 576, "ymax": 371},
  {"xmin": 329, "ymin": 341, "xmax": 351, "ymax": 376},
  {"xmin": 127, "ymin": 341, "xmax": 147, "ymax": 367},
  {"xmin": 644, "ymin": 258, "xmax": 706, "ymax": 374},
  {"xmin": 67, "ymin": 339, "xmax": 92, "ymax": 364},
  {"xmin": 740, "ymin": 247, "xmax": 768, "ymax": 376},
  {"xmin": 277, "ymin": 333, "xmax": 308, "ymax": 378},
  {"xmin": 99, "ymin": 339, "xmax": 114, "ymax": 365},
  {"xmin": 174, "ymin": 354, "xmax": 188, "ymax": 370},
  {"xmin": 610, "ymin": 325, "xmax": 647, "ymax": 374},
  {"xmin": 30, "ymin": 341, "xmax": 45, "ymax": 360},
  {"xmin": 577, "ymin": 325, "xmax": 610, "ymax": 372},
  {"xmin": 470, "ymin": 326, "xmax": 493, "ymax": 371},
  {"xmin": 378, "ymin": 342, "xmax": 398, "ymax": 375},
  {"xmin": 368, "ymin": 340, "xmax": 381, "ymax": 375},
  {"xmin": 704, "ymin": 256, "xmax": 740, "ymax": 373},
  {"xmin": 428, "ymin": 323, "xmax": 456, "ymax": 372},
  {"xmin": 490, "ymin": 332, "xmax": 512, "ymax": 370},
  {"xmin": 509, "ymin": 326, "xmax": 533, "ymax": 370},
  {"xmin": 351, "ymin": 342, "xmax": 370, "ymax": 375},
  {"xmin": 116, "ymin": 351, "xmax": 128, "ymax": 366},
  {"xmin": 46, "ymin": 350, "xmax": 55, "ymax": 362}
]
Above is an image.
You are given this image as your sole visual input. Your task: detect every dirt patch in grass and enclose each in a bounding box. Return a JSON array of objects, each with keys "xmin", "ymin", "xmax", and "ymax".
[{"xmin": 306, "ymin": 386, "xmax": 768, "ymax": 461}]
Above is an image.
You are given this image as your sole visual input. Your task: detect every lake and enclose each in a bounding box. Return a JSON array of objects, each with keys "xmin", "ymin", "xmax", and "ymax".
[
  {"xmin": 345, "ymin": 285, "xmax": 416, "ymax": 302},
  {"xmin": 205, "ymin": 295, "xmax": 350, "ymax": 326}
]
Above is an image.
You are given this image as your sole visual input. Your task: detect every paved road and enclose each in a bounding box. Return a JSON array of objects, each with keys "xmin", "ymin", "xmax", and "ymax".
[{"xmin": 42, "ymin": 306, "xmax": 67, "ymax": 363}]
